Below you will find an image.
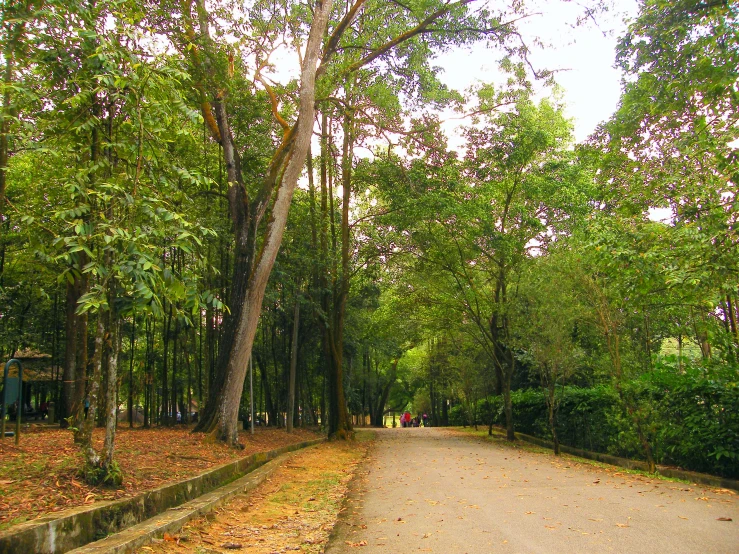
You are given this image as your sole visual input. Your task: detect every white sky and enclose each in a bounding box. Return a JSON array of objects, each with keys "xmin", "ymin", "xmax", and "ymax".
[
  {"xmin": 435, "ymin": 0, "xmax": 639, "ymax": 144},
  {"xmin": 267, "ymin": 1, "xmax": 640, "ymax": 152}
]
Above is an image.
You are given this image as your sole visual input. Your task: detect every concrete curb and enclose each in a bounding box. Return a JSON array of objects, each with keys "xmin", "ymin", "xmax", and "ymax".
[
  {"xmin": 0, "ymin": 437, "xmax": 324, "ymax": 554},
  {"xmin": 487, "ymin": 428, "xmax": 739, "ymax": 492},
  {"xmin": 67, "ymin": 449, "xmax": 305, "ymax": 554}
]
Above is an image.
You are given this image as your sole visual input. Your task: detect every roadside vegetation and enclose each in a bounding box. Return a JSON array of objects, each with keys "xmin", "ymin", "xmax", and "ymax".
[{"xmin": 1, "ymin": 0, "xmax": 737, "ymax": 494}]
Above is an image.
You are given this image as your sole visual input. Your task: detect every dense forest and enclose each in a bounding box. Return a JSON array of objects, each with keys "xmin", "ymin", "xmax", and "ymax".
[{"xmin": 1, "ymin": 0, "xmax": 737, "ymax": 484}]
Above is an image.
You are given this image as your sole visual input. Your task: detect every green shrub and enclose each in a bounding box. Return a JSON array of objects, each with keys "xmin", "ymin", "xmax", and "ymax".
[{"xmin": 464, "ymin": 363, "xmax": 739, "ymax": 478}]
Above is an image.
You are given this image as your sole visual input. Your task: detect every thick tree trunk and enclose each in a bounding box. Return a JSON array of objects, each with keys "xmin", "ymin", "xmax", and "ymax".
[{"xmin": 189, "ymin": 0, "xmax": 333, "ymax": 445}]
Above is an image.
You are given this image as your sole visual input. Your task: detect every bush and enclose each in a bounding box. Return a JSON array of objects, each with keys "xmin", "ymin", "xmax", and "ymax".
[
  {"xmin": 466, "ymin": 363, "xmax": 739, "ymax": 478},
  {"xmin": 647, "ymin": 364, "xmax": 739, "ymax": 476}
]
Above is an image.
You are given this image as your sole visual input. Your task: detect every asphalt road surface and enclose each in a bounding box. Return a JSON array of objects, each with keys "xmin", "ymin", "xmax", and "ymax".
[{"xmin": 325, "ymin": 427, "xmax": 739, "ymax": 553}]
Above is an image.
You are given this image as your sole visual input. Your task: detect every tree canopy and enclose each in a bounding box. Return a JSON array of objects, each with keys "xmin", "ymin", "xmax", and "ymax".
[{"xmin": 1, "ymin": 0, "xmax": 737, "ymax": 482}]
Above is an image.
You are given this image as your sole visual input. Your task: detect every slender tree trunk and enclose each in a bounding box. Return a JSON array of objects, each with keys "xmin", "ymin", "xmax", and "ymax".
[
  {"xmin": 144, "ymin": 318, "xmax": 151, "ymax": 428},
  {"xmin": 128, "ymin": 315, "xmax": 135, "ymax": 428},
  {"xmin": 62, "ymin": 282, "xmax": 78, "ymax": 427},
  {"xmin": 502, "ymin": 369, "xmax": 514, "ymax": 441},
  {"xmin": 171, "ymin": 309, "xmax": 180, "ymax": 424},
  {"xmin": 546, "ymin": 377, "xmax": 559, "ymax": 456},
  {"xmin": 726, "ymin": 295, "xmax": 739, "ymax": 355},
  {"xmin": 81, "ymin": 315, "xmax": 104, "ymax": 469},
  {"xmin": 162, "ymin": 302, "xmax": 172, "ymax": 425},
  {"xmin": 287, "ymin": 296, "xmax": 299, "ymax": 433},
  {"xmin": 71, "ymin": 277, "xmax": 89, "ymax": 442},
  {"xmin": 373, "ymin": 359, "xmax": 398, "ymax": 427},
  {"xmin": 256, "ymin": 353, "xmax": 275, "ymax": 426},
  {"xmin": 102, "ymin": 316, "xmax": 120, "ymax": 471}
]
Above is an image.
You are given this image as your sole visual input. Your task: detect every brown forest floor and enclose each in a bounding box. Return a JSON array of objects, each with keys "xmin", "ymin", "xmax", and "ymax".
[
  {"xmin": 139, "ymin": 436, "xmax": 370, "ymax": 554},
  {"xmin": 0, "ymin": 424, "xmax": 322, "ymax": 531}
]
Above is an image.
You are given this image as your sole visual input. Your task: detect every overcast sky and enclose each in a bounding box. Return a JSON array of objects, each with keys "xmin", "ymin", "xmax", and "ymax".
[{"xmin": 435, "ymin": 0, "xmax": 639, "ymax": 144}]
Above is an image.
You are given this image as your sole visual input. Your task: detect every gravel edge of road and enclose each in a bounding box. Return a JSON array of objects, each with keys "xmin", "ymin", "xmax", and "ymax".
[{"xmin": 324, "ymin": 431, "xmax": 377, "ymax": 552}]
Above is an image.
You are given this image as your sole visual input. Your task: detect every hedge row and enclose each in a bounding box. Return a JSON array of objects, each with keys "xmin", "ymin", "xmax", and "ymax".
[{"xmin": 450, "ymin": 366, "xmax": 739, "ymax": 478}]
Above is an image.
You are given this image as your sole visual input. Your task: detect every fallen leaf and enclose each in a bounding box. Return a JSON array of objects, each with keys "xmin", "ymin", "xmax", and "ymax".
[
  {"xmin": 678, "ymin": 516, "xmax": 688, "ymax": 520},
  {"xmin": 717, "ymin": 517, "xmax": 733, "ymax": 522},
  {"xmin": 163, "ymin": 533, "xmax": 176, "ymax": 542}
]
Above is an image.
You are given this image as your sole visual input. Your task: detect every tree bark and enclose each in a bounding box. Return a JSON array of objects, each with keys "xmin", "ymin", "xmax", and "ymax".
[
  {"xmin": 81, "ymin": 316, "xmax": 104, "ymax": 469},
  {"xmin": 128, "ymin": 316, "xmax": 135, "ymax": 428},
  {"xmin": 189, "ymin": 0, "xmax": 334, "ymax": 445},
  {"xmin": 61, "ymin": 281, "xmax": 78, "ymax": 427},
  {"xmin": 287, "ymin": 296, "xmax": 299, "ymax": 433},
  {"xmin": 546, "ymin": 376, "xmax": 559, "ymax": 455},
  {"xmin": 102, "ymin": 316, "xmax": 120, "ymax": 470},
  {"xmin": 372, "ymin": 359, "xmax": 398, "ymax": 427},
  {"xmin": 255, "ymin": 352, "xmax": 276, "ymax": 425}
]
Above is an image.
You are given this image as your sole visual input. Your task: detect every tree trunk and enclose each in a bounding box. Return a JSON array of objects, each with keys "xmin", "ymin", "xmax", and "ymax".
[
  {"xmin": 61, "ymin": 281, "xmax": 78, "ymax": 427},
  {"xmin": 128, "ymin": 315, "xmax": 135, "ymax": 428},
  {"xmin": 71, "ymin": 280, "xmax": 89, "ymax": 443},
  {"xmin": 81, "ymin": 316, "xmax": 104, "ymax": 470},
  {"xmin": 287, "ymin": 296, "xmax": 299, "ymax": 433},
  {"xmin": 373, "ymin": 360, "xmax": 398, "ymax": 427},
  {"xmin": 547, "ymin": 378, "xmax": 559, "ymax": 456},
  {"xmin": 256, "ymin": 353, "xmax": 276, "ymax": 426},
  {"xmin": 323, "ymin": 101, "xmax": 355, "ymax": 439},
  {"xmin": 502, "ymin": 371, "xmax": 514, "ymax": 441},
  {"xmin": 190, "ymin": 0, "xmax": 334, "ymax": 445},
  {"xmin": 102, "ymin": 316, "xmax": 120, "ymax": 470},
  {"xmin": 161, "ymin": 302, "xmax": 172, "ymax": 425}
]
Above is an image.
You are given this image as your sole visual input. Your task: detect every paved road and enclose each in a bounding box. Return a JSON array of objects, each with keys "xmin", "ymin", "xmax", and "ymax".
[{"xmin": 325, "ymin": 427, "xmax": 739, "ymax": 553}]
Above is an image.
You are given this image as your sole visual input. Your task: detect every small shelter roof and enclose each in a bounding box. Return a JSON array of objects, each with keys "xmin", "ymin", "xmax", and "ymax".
[{"xmin": 4, "ymin": 349, "xmax": 59, "ymax": 381}]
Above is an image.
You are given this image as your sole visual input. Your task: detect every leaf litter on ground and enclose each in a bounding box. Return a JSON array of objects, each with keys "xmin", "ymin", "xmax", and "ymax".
[
  {"xmin": 0, "ymin": 425, "xmax": 321, "ymax": 531},
  {"xmin": 139, "ymin": 438, "xmax": 369, "ymax": 554}
]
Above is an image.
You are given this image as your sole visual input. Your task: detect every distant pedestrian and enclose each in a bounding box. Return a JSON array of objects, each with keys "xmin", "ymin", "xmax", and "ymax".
[
  {"xmin": 40, "ymin": 401, "xmax": 48, "ymax": 420},
  {"xmin": 84, "ymin": 398, "xmax": 90, "ymax": 419},
  {"xmin": 422, "ymin": 413, "xmax": 428, "ymax": 426}
]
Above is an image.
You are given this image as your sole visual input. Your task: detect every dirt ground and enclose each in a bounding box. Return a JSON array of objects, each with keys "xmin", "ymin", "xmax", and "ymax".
[
  {"xmin": 138, "ymin": 437, "xmax": 370, "ymax": 554},
  {"xmin": 0, "ymin": 424, "xmax": 321, "ymax": 531}
]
